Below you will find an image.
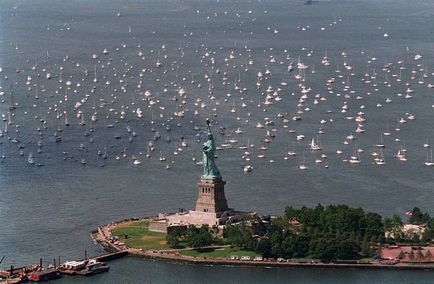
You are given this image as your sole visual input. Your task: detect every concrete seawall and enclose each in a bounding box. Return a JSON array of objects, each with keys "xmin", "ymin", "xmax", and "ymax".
[{"xmin": 92, "ymin": 219, "xmax": 434, "ymax": 271}]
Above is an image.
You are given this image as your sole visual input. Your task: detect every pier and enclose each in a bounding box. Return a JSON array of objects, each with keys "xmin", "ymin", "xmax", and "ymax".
[
  {"xmin": 94, "ymin": 251, "xmax": 129, "ymax": 262},
  {"xmin": 0, "ymin": 251, "xmax": 128, "ymax": 283}
]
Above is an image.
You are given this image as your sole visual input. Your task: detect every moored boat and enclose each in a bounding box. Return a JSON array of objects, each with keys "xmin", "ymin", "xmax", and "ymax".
[{"xmin": 75, "ymin": 260, "xmax": 109, "ymax": 276}]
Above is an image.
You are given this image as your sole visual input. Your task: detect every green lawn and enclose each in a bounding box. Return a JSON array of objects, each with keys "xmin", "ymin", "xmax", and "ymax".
[
  {"xmin": 111, "ymin": 220, "xmax": 170, "ymax": 250},
  {"xmin": 179, "ymin": 247, "xmax": 258, "ymax": 258}
]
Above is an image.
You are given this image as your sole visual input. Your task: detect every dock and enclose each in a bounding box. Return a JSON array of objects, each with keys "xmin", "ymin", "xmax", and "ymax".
[
  {"xmin": 94, "ymin": 251, "xmax": 128, "ymax": 262},
  {"xmin": 0, "ymin": 251, "xmax": 128, "ymax": 283}
]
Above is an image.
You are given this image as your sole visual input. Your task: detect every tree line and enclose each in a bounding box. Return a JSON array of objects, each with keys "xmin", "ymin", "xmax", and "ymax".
[{"xmin": 166, "ymin": 205, "xmax": 434, "ymax": 261}]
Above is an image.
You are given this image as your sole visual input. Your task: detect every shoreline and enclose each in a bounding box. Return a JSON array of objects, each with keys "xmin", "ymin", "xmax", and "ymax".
[{"xmin": 91, "ymin": 217, "xmax": 434, "ymax": 271}]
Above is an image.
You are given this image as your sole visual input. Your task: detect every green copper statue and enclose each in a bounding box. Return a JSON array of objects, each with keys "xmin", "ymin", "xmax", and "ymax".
[{"xmin": 202, "ymin": 119, "xmax": 221, "ymax": 180}]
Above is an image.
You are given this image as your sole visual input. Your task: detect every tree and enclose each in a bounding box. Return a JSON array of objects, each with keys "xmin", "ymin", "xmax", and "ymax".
[
  {"xmin": 166, "ymin": 226, "xmax": 186, "ymax": 248},
  {"xmin": 186, "ymin": 225, "xmax": 213, "ymax": 248},
  {"xmin": 408, "ymin": 250, "xmax": 415, "ymax": 261},
  {"xmin": 285, "ymin": 206, "xmax": 299, "ymax": 220},
  {"xmin": 427, "ymin": 218, "xmax": 434, "ymax": 236},
  {"xmin": 190, "ymin": 231, "xmax": 213, "ymax": 248},
  {"xmin": 292, "ymin": 234, "xmax": 311, "ymax": 258},
  {"xmin": 409, "ymin": 207, "xmax": 431, "ymax": 225},
  {"xmin": 411, "ymin": 233, "xmax": 420, "ymax": 244},
  {"xmin": 280, "ymin": 233, "xmax": 310, "ymax": 259},
  {"xmin": 397, "ymin": 250, "xmax": 405, "ymax": 259},
  {"xmin": 416, "ymin": 250, "xmax": 424, "ymax": 260},
  {"xmin": 166, "ymin": 234, "xmax": 180, "ymax": 248},
  {"xmin": 311, "ymin": 238, "xmax": 338, "ymax": 262},
  {"xmin": 334, "ymin": 238, "xmax": 359, "ymax": 260},
  {"xmin": 385, "ymin": 214, "xmax": 403, "ymax": 241},
  {"xmin": 224, "ymin": 204, "xmax": 430, "ymax": 262},
  {"xmin": 361, "ymin": 233, "xmax": 371, "ymax": 256},
  {"xmin": 365, "ymin": 212, "xmax": 384, "ymax": 240},
  {"xmin": 184, "ymin": 225, "xmax": 214, "ymax": 248},
  {"xmin": 428, "ymin": 218, "xmax": 434, "ymax": 230},
  {"xmin": 269, "ymin": 233, "xmax": 283, "ymax": 258},
  {"xmin": 256, "ymin": 238, "xmax": 271, "ymax": 258}
]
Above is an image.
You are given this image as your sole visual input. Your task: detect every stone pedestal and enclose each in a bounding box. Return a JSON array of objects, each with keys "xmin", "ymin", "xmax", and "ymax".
[{"xmin": 195, "ymin": 178, "xmax": 228, "ymax": 213}]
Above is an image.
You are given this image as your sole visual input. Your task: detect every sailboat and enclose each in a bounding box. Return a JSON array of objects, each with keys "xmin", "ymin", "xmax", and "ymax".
[
  {"xmin": 146, "ymin": 146, "xmax": 151, "ymax": 158},
  {"xmin": 64, "ymin": 111, "xmax": 70, "ymax": 126},
  {"xmin": 423, "ymin": 138, "xmax": 430, "ymax": 148},
  {"xmin": 383, "ymin": 121, "xmax": 391, "ymax": 136},
  {"xmin": 424, "ymin": 149, "xmax": 434, "ymax": 166},
  {"xmin": 309, "ymin": 137, "xmax": 321, "ymax": 151},
  {"xmin": 288, "ymin": 142, "xmax": 297, "ymax": 156},
  {"xmin": 102, "ymin": 147, "xmax": 108, "ymax": 160},
  {"xmin": 132, "ymin": 155, "xmax": 141, "ymax": 165},
  {"xmin": 376, "ymin": 133, "xmax": 385, "ymax": 148},
  {"xmin": 396, "ymin": 147, "xmax": 407, "ymax": 162},
  {"xmin": 321, "ymin": 49, "xmax": 331, "ymax": 66},
  {"xmin": 239, "ymin": 138, "xmax": 250, "ymax": 153},
  {"xmin": 159, "ymin": 151, "xmax": 166, "ymax": 161},
  {"xmin": 9, "ymin": 85, "xmax": 16, "ymax": 111},
  {"xmin": 93, "ymin": 65, "xmax": 98, "ymax": 83},
  {"xmin": 298, "ymin": 153, "xmax": 308, "ymax": 170},
  {"xmin": 349, "ymin": 146, "xmax": 361, "ymax": 164},
  {"xmin": 28, "ymin": 153, "xmax": 35, "ymax": 165},
  {"xmin": 374, "ymin": 150, "xmax": 386, "ymax": 165}
]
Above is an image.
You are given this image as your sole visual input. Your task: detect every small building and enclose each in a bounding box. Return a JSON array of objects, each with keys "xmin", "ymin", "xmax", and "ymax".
[{"xmin": 385, "ymin": 224, "xmax": 426, "ymax": 240}]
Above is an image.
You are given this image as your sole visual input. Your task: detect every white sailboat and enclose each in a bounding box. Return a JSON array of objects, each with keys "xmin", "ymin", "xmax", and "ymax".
[
  {"xmin": 374, "ymin": 150, "xmax": 386, "ymax": 165},
  {"xmin": 424, "ymin": 149, "xmax": 434, "ymax": 166},
  {"xmin": 132, "ymin": 155, "xmax": 141, "ymax": 165},
  {"xmin": 396, "ymin": 147, "xmax": 407, "ymax": 162},
  {"xmin": 28, "ymin": 153, "xmax": 34, "ymax": 165},
  {"xmin": 298, "ymin": 153, "xmax": 308, "ymax": 170},
  {"xmin": 288, "ymin": 142, "xmax": 297, "ymax": 156},
  {"xmin": 349, "ymin": 146, "xmax": 361, "ymax": 164},
  {"xmin": 309, "ymin": 137, "xmax": 321, "ymax": 151},
  {"xmin": 383, "ymin": 121, "xmax": 391, "ymax": 136},
  {"xmin": 376, "ymin": 133, "xmax": 385, "ymax": 148},
  {"xmin": 159, "ymin": 151, "xmax": 166, "ymax": 161},
  {"xmin": 93, "ymin": 65, "xmax": 98, "ymax": 83}
]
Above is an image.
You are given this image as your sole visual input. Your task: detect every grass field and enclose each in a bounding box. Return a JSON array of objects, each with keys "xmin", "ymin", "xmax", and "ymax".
[
  {"xmin": 111, "ymin": 221, "xmax": 259, "ymax": 258},
  {"xmin": 179, "ymin": 247, "xmax": 258, "ymax": 258},
  {"xmin": 111, "ymin": 220, "xmax": 170, "ymax": 250}
]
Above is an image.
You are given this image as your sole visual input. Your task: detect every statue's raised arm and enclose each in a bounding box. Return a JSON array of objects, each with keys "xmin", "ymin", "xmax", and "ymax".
[{"xmin": 202, "ymin": 119, "xmax": 221, "ymax": 180}]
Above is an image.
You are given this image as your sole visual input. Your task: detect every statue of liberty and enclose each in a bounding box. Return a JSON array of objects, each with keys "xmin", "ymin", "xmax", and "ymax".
[{"xmin": 202, "ymin": 119, "xmax": 221, "ymax": 180}]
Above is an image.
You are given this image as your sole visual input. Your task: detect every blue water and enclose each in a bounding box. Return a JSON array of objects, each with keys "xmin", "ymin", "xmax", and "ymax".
[{"xmin": 0, "ymin": 0, "xmax": 433, "ymax": 282}]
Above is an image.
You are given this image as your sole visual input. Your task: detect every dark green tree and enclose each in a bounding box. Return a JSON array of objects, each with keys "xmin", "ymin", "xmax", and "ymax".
[
  {"xmin": 409, "ymin": 207, "xmax": 431, "ymax": 225},
  {"xmin": 256, "ymin": 238, "xmax": 272, "ymax": 258}
]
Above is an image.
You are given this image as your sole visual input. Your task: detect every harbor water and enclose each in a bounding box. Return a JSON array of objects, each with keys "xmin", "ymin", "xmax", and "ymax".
[{"xmin": 0, "ymin": 0, "xmax": 433, "ymax": 283}]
